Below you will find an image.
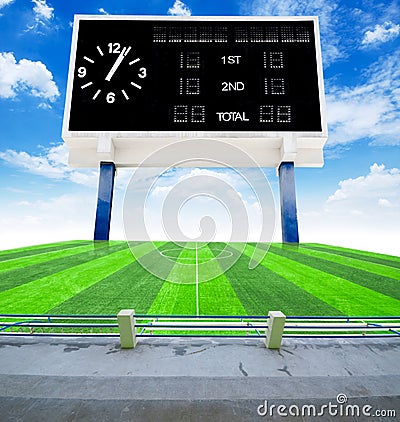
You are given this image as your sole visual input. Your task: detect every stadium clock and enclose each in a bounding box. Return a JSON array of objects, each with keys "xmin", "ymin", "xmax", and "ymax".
[{"xmin": 75, "ymin": 42, "xmax": 147, "ymax": 104}]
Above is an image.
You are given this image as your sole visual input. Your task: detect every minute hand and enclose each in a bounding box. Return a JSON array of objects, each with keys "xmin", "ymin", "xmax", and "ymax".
[{"xmin": 105, "ymin": 47, "xmax": 127, "ymax": 82}]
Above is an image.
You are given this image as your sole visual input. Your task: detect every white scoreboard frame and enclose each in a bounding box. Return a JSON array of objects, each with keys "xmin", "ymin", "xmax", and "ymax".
[{"xmin": 62, "ymin": 15, "xmax": 328, "ymax": 168}]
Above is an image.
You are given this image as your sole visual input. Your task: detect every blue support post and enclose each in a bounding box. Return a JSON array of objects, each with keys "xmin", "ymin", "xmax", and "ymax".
[
  {"xmin": 279, "ymin": 162, "xmax": 299, "ymax": 243},
  {"xmin": 94, "ymin": 161, "xmax": 116, "ymax": 241}
]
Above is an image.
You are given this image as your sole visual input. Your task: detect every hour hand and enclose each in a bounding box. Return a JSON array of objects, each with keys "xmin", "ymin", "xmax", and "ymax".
[{"xmin": 105, "ymin": 46, "xmax": 131, "ymax": 82}]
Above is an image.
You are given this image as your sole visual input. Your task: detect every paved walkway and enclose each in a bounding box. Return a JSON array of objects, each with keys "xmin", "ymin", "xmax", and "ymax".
[{"xmin": 0, "ymin": 336, "xmax": 399, "ymax": 421}]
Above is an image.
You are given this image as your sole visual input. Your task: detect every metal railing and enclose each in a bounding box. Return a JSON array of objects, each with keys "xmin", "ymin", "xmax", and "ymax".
[
  {"xmin": 1, "ymin": 314, "xmax": 399, "ymax": 341},
  {"xmin": 0, "ymin": 314, "xmax": 119, "ymax": 337},
  {"xmin": 284, "ymin": 316, "xmax": 400, "ymax": 338}
]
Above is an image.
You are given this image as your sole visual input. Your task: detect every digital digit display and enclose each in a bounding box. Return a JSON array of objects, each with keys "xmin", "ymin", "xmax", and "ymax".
[{"xmin": 68, "ymin": 18, "xmax": 323, "ymax": 132}]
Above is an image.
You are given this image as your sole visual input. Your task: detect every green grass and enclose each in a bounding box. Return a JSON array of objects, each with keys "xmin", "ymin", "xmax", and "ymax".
[
  {"xmin": 49, "ymin": 242, "xmax": 171, "ymax": 315},
  {"xmin": 197, "ymin": 245, "xmax": 246, "ymax": 315},
  {"xmin": 212, "ymin": 243, "xmax": 343, "ymax": 316},
  {"xmin": 147, "ymin": 246, "xmax": 197, "ymax": 314},
  {"xmin": 243, "ymin": 244, "xmax": 400, "ymax": 316},
  {"xmin": 0, "ymin": 248, "xmax": 134, "ymax": 314},
  {"xmin": 0, "ymin": 242, "xmax": 128, "ymax": 294},
  {"xmin": 296, "ymin": 246, "xmax": 400, "ymax": 280},
  {"xmin": 0, "ymin": 243, "xmax": 99, "ymax": 273},
  {"xmin": 0, "ymin": 241, "xmax": 92, "ymax": 262},
  {"xmin": 302, "ymin": 244, "xmax": 400, "ymax": 268},
  {"xmin": 0, "ymin": 241, "xmax": 399, "ymax": 316},
  {"xmin": 268, "ymin": 244, "xmax": 400, "ymax": 303}
]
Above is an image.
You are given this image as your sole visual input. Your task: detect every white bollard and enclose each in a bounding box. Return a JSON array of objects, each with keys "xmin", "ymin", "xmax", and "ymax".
[
  {"xmin": 265, "ymin": 311, "xmax": 286, "ymax": 349},
  {"xmin": 117, "ymin": 309, "xmax": 137, "ymax": 349}
]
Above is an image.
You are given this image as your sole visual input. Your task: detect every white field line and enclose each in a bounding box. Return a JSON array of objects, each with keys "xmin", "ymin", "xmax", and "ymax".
[{"xmin": 196, "ymin": 242, "xmax": 199, "ymax": 316}]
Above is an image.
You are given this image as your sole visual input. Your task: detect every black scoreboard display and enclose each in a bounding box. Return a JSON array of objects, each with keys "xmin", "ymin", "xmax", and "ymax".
[{"xmin": 67, "ymin": 17, "xmax": 324, "ymax": 132}]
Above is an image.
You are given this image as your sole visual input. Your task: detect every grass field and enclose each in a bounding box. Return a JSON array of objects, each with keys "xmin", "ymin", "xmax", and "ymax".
[{"xmin": 0, "ymin": 240, "xmax": 399, "ymax": 316}]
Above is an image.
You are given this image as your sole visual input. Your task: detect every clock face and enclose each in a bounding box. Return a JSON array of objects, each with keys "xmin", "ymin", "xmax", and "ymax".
[{"xmin": 75, "ymin": 42, "xmax": 147, "ymax": 104}]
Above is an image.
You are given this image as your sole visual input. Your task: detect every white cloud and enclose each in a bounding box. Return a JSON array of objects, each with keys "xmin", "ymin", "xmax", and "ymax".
[
  {"xmin": 299, "ymin": 164, "xmax": 400, "ymax": 255},
  {"xmin": 147, "ymin": 168, "xmax": 246, "ymax": 206},
  {"xmin": 98, "ymin": 7, "xmax": 109, "ymax": 15},
  {"xmin": 378, "ymin": 198, "xmax": 394, "ymax": 208},
  {"xmin": 151, "ymin": 185, "xmax": 173, "ymax": 198},
  {"xmin": 124, "ymin": 166, "xmax": 275, "ymax": 242},
  {"xmin": 0, "ymin": 52, "xmax": 59, "ymax": 102},
  {"xmin": 0, "ymin": 0, "xmax": 14, "ymax": 8},
  {"xmin": 0, "ymin": 143, "xmax": 135, "ymax": 191},
  {"xmin": 0, "ymin": 143, "xmax": 99, "ymax": 187},
  {"xmin": 241, "ymin": 0, "xmax": 340, "ymax": 66},
  {"xmin": 32, "ymin": 0, "xmax": 53, "ymax": 21},
  {"xmin": 0, "ymin": 145, "xmax": 132, "ymax": 249},
  {"xmin": 147, "ymin": 168, "xmax": 266, "ymax": 205},
  {"xmin": 0, "ymin": 162, "xmax": 271, "ymax": 248},
  {"xmin": 38, "ymin": 102, "xmax": 52, "ymax": 109},
  {"xmin": 0, "ymin": 193, "xmax": 97, "ymax": 250},
  {"xmin": 326, "ymin": 50, "xmax": 400, "ymax": 146},
  {"xmin": 178, "ymin": 168, "xmax": 244, "ymax": 188},
  {"xmin": 0, "ymin": 150, "xmax": 134, "ymax": 249},
  {"xmin": 26, "ymin": 0, "xmax": 54, "ymax": 32},
  {"xmin": 242, "ymin": 0, "xmax": 335, "ymax": 30},
  {"xmin": 168, "ymin": 0, "xmax": 191, "ymax": 16},
  {"xmin": 327, "ymin": 163, "xmax": 400, "ymax": 204},
  {"xmin": 362, "ymin": 21, "xmax": 400, "ymax": 45},
  {"xmin": 0, "ymin": 180, "xmax": 132, "ymax": 249}
]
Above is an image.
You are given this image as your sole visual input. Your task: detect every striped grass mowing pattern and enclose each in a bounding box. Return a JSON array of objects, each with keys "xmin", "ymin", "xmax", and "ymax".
[
  {"xmin": 296, "ymin": 246, "xmax": 400, "ymax": 280},
  {"xmin": 49, "ymin": 242, "xmax": 171, "ymax": 315},
  {"xmin": 302, "ymin": 244, "xmax": 400, "ymax": 268},
  {"xmin": 220, "ymin": 243, "xmax": 344, "ymax": 316},
  {"xmin": 241, "ymin": 245, "xmax": 400, "ymax": 315},
  {"xmin": 0, "ymin": 241, "xmax": 92, "ymax": 262},
  {"xmin": 147, "ymin": 245, "xmax": 197, "ymax": 315},
  {"xmin": 0, "ymin": 241, "xmax": 399, "ymax": 316},
  {"xmin": 0, "ymin": 248, "xmax": 134, "ymax": 314},
  {"xmin": 267, "ymin": 244, "xmax": 400, "ymax": 307},
  {"xmin": 0, "ymin": 243, "xmax": 102, "ymax": 273},
  {"xmin": 0, "ymin": 242, "xmax": 129, "ymax": 294},
  {"xmin": 197, "ymin": 245, "xmax": 246, "ymax": 315}
]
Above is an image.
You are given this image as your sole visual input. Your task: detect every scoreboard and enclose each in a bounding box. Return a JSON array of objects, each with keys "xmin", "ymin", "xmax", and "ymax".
[{"xmin": 63, "ymin": 16, "xmax": 327, "ymax": 168}]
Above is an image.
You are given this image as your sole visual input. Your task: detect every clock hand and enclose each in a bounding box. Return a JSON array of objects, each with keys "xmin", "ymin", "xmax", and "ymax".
[{"xmin": 105, "ymin": 46, "xmax": 130, "ymax": 82}]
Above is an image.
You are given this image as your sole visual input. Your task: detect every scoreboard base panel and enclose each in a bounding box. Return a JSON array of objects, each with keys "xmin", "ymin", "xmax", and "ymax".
[{"xmin": 64, "ymin": 135, "xmax": 326, "ymax": 168}]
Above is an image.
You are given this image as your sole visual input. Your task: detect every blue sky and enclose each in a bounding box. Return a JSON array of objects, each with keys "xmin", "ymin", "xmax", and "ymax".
[{"xmin": 0, "ymin": 0, "xmax": 399, "ymax": 255}]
